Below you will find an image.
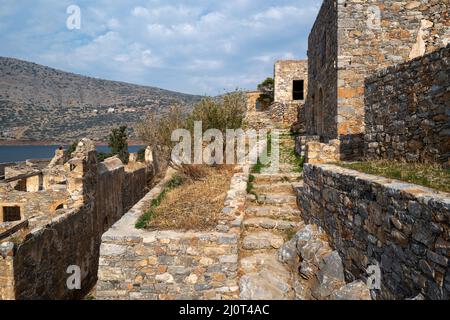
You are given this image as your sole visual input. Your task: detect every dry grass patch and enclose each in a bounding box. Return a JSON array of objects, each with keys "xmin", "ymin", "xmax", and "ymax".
[
  {"xmin": 338, "ymin": 160, "xmax": 450, "ymax": 193},
  {"xmin": 144, "ymin": 165, "xmax": 235, "ymax": 231}
]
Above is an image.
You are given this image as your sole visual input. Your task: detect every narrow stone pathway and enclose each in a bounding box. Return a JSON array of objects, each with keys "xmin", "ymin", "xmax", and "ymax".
[{"xmin": 238, "ymin": 118, "xmax": 304, "ymax": 299}]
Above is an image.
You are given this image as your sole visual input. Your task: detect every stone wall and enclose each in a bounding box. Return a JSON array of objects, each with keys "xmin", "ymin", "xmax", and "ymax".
[
  {"xmin": 305, "ymin": 140, "xmax": 340, "ymax": 165},
  {"xmin": 304, "ymin": 0, "xmax": 338, "ymax": 141},
  {"xmin": 298, "ymin": 164, "xmax": 450, "ymax": 300},
  {"xmin": 96, "ymin": 165, "xmax": 249, "ymax": 300},
  {"xmin": 295, "ymin": 135, "xmax": 320, "ymax": 158},
  {"xmin": 272, "ymin": 60, "xmax": 308, "ymax": 127},
  {"xmin": 364, "ymin": 45, "xmax": 450, "ymax": 164},
  {"xmin": 304, "ymin": 0, "xmax": 449, "ymax": 160},
  {"xmin": 0, "ymin": 144, "xmax": 155, "ymax": 299},
  {"xmin": 274, "ymin": 60, "xmax": 308, "ymax": 104},
  {"xmin": 245, "ymin": 91, "xmax": 261, "ymax": 114},
  {"xmin": 0, "ymin": 244, "xmax": 14, "ymax": 300}
]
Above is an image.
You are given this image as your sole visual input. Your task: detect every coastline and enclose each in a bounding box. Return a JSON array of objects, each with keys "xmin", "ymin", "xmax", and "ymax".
[{"xmin": 0, "ymin": 140, "xmax": 145, "ymax": 146}]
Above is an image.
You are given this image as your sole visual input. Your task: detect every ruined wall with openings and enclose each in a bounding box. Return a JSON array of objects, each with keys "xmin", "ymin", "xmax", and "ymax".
[
  {"xmin": 364, "ymin": 45, "xmax": 450, "ymax": 165},
  {"xmin": 274, "ymin": 60, "xmax": 308, "ymax": 104},
  {"xmin": 298, "ymin": 164, "xmax": 450, "ymax": 300},
  {"xmin": 0, "ymin": 143, "xmax": 155, "ymax": 299},
  {"xmin": 305, "ymin": 0, "xmax": 449, "ymax": 160},
  {"xmin": 304, "ymin": 0, "xmax": 338, "ymax": 141},
  {"xmin": 272, "ymin": 60, "xmax": 308, "ymax": 126},
  {"xmin": 245, "ymin": 91, "xmax": 262, "ymax": 114}
]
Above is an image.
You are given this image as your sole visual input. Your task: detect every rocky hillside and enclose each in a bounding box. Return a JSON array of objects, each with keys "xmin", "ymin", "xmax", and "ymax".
[{"xmin": 0, "ymin": 57, "xmax": 201, "ymax": 142}]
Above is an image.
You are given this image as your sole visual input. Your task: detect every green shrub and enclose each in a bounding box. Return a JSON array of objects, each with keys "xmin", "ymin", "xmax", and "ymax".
[
  {"xmin": 108, "ymin": 125, "xmax": 129, "ymax": 164},
  {"xmin": 137, "ymin": 147, "xmax": 146, "ymax": 161}
]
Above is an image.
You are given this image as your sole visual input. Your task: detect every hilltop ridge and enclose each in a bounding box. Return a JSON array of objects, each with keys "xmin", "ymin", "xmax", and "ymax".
[{"xmin": 0, "ymin": 57, "xmax": 201, "ymax": 142}]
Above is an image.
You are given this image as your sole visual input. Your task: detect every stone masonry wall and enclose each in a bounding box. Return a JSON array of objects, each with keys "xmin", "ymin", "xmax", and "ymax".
[
  {"xmin": 336, "ymin": 0, "xmax": 449, "ymax": 160},
  {"xmin": 96, "ymin": 165, "xmax": 249, "ymax": 300},
  {"xmin": 298, "ymin": 164, "xmax": 450, "ymax": 300},
  {"xmin": 364, "ymin": 45, "xmax": 450, "ymax": 164},
  {"xmin": 274, "ymin": 60, "xmax": 308, "ymax": 104},
  {"xmin": 305, "ymin": 140, "xmax": 340, "ymax": 165},
  {"xmin": 304, "ymin": 0, "xmax": 338, "ymax": 141},
  {"xmin": 1, "ymin": 147, "xmax": 154, "ymax": 299},
  {"xmin": 0, "ymin": 244, "xmax": 14, "ymax": 300},
  {"xmin": 272, "ymin": 60, "xmax": 308, "ymax": 126},
  {"xmin": 304, "ymin": 0, "xmax": 449, "ymax": 160}
]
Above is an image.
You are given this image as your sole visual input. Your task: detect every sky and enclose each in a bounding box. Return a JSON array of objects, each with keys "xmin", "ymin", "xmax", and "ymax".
[{"xmin": 0, "ymin": 0, "xmax": 322, "ymax": 95}]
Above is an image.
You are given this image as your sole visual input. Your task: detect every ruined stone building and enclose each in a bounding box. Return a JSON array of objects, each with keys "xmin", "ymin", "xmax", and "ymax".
[
  {"xmin": 271, "ymin": 60, "xmax": 308, "ymax": 127},
  {"xmin": 0, "ymin": 140, "xmax": 157, "ymax": 299},
  {"xmin": 303, "ymin": 0, "xmax": 449, "ymax": 160}
]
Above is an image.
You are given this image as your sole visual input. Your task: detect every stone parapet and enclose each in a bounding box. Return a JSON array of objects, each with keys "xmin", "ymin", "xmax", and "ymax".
[{"xmin": 298, "ymin": 163, "xmax": 450, "ymax": 300}]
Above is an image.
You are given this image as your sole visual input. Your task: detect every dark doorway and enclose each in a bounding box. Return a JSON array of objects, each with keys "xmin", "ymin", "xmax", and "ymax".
[
  {"xmin": 293, "ymin": 80, "xmax": 305, "ymax": 100},
  {"xmin": 3, "ymin": 206, "xmax": 21, "ymax": 222}
]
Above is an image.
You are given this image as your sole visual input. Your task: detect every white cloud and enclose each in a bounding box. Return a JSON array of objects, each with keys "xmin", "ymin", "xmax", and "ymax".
[{"xmin": 0, "ymin": 0, "xmax": 323, "ymax": 94}]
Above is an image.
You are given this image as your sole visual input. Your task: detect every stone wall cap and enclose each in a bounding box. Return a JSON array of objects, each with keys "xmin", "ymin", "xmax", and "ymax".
[{"xmin": 307, "ymin": 163, "xmax": 450, "ymax": 200}]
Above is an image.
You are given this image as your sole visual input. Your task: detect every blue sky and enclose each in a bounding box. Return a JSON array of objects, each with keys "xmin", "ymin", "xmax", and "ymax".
[{"xmin": 0, "ymin": 0, "xmax": 322, "ymax": 95}]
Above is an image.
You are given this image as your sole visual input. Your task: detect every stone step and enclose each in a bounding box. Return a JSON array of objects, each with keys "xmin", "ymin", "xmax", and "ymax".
[
  {"xmin": 251, "ymin": 173, "xmax": 302, "ymax": 184},
  {"xmin": 252, "ymin": 182, "xmax": 302, "ymax": 194},
  {"xmin": 242, "ymin": 231, "xmax": 285, "ymax": 250},
  {"xmin": 247, "ymin": 193, "xmax": 297, "ymax": 206},
  {"xmin": 244, "ymin": 217, "xmax": 302, "ymax": 230},
  {"xmin": 240, "ymin": 273, "xmax": 289, "ymax": 300},
  {"xmin": 239, "ymin": 253, "xmax": 294, "ymax": 300},
  {"xmin": 245, "ymin": 205, "xmax": 301, "ymax": 219}
]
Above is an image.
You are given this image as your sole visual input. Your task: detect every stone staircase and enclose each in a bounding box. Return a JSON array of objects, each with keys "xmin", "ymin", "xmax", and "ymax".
[
  {"xmin": 239, "ymin": 171, "xmax": 303, "ymax": 300},
  {"xmin": 238, "ymin": 110, "xmax": 372, "ymax": 300}
]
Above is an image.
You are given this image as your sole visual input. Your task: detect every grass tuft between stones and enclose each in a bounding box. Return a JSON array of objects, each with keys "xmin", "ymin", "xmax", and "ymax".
[{"xmin": 338, "ymin": 160, "xmax": 450, "ymax": 193}]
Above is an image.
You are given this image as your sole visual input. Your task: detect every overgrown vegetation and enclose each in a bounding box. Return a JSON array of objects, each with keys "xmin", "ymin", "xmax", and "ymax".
[
  {"xmin": 108, "ymin": 125, "xmax": 129, "ymax": 164},
  {"xmin": 136, "ymin": 91, "xmax": 247, "ymax": 169},
  {"xmin": 251, "ymin": 133, "xmax": 272, "ymax": 174},
  {"xmin": 137, "ymin": 147, "xmax": 146, "ymax": 161},
  {"xmin": 338, "ymin": 160, "xmax": 450, "ymax": 193},
  {"xmin": 247, "ymin": 174, "xmax": 258, "ymax": 199},
  {"xmin": 66, "ymin": 140, "xmax": 79, "ymax": 156},
  {"xmin": 135, "ymin": 174, "xmax": 185, "ymax": 229},
  {"xmin": 136, "ymin": 166, "xmax": 234, "ymax": 230},
  {"xmin": 256, "ymin": 77, "xmax": 274, "ymax": 108}
]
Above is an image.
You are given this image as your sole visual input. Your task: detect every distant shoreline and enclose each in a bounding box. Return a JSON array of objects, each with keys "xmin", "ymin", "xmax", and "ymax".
[{"xmin": 0, "ymin": 140, "xmax": 146, "ymax": 147}]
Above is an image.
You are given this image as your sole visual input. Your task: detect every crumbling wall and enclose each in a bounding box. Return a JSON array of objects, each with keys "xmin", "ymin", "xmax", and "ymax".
[
  {"xmin": 0, "ymin": 244, "xmax": 14, "ymax": 300},
  {"xmin": 336, "ymin": 0, "xmax": 449, "ymax": 160},
  {"xmin": 305, "ymin": 0, "xmax": 449, "ymax": 160},
  {"xmin": 245, "ymin": 91, "xmax": 261, "ymax": 114},
  {"xmin": 305, "ymin": 140, "xmax": 340, "ymax": 164},
  {"xmin": 2, "ymin": 141, "xmax": 155, "ymax": 299},
  {"xmin": 273, "ymin": 60, "xmax": 308, "ymax": 127},
  {"xmin": 364, "ymin": 45, "xmax": 449, "ymax": 164},
  {"xmin": 274, "ymin": 60, "xmax": 308, "ymax": 103},
  {"xmin": 298, "ymin": 164, "xmax": 450, "ymax": 300}
]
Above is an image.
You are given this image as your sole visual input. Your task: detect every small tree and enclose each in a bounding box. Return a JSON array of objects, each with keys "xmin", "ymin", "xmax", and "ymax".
[
  {"xmin": 66, "ymin": 140, "xmax": 79, "ymax": 157},
  {"xmin": 108, "ymin": 125, "xmax": 129, "ymax": 164},
  {"xmin": 257, "ymin": 77, "xmax": 274, "ymax": 108}
]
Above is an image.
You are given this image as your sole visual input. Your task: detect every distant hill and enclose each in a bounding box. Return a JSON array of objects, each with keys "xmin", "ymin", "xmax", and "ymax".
[{"xmin": 0, "ymin": 57, "xmax": 202, "ymax": 143}]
